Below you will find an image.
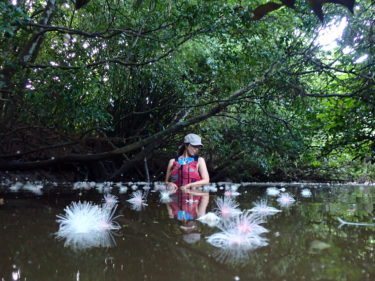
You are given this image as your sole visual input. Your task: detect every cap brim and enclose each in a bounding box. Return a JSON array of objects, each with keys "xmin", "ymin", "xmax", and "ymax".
[{"xmin": 191, "ymin": 143, "xmax": 203, "ymax": 146}]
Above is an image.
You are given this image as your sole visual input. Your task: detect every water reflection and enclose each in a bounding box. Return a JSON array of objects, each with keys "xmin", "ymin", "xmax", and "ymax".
[
  {"xmin": 197, "ymin": 212, "xmax": 221, "ymax": 227},
  {"xmin": 0, "ymin": 182, "xmax": 374, "ymax": 281},
  {"xmin": 11, "ymin": 265, "xmax": 21, "ymax": 281},
  {"xmin": 212, "ymin": 246, "xmax": 252, "ymax": 266}
]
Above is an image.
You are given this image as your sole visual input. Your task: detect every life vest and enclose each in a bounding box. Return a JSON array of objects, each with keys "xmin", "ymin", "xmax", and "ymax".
[
  {"xmin": 169, "ymin": 155, "xmax": 202, "ymax": 220},
  {"xmin": 170, "ymin": 155, "xmax": 201, "ymax": 187}
]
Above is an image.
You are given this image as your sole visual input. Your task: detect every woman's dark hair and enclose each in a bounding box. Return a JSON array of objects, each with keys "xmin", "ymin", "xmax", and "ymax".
[{"xmin": 177, "ymin": 143, "xmax": 187, "ymax": 156}]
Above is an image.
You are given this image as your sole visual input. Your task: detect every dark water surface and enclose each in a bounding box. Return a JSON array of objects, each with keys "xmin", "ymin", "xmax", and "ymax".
[{"xmin": 0, "ymin": 182, "xmax": 374, "ymax": 281}]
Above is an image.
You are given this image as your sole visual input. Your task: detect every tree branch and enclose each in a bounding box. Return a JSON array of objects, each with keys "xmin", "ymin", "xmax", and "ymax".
[
  {"xmin": 26, "ymin": 22, "xmax": 166, "ymax": 42},
  {"xmin": 289, "ymin": 82, "xmax": 361, "ymax": 98},
  {"xmin": 26, "ymin": 32, "xmax": 194, "ymax": 69},
  {"xmin": 0, "ymin": 69, "xmax": 271, "ymax": 170}
]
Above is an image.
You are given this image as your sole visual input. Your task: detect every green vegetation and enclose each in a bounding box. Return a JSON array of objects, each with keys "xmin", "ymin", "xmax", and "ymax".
[{"xmin": 0, "ymin": 0, "xmax": 373, "ymax": 181}]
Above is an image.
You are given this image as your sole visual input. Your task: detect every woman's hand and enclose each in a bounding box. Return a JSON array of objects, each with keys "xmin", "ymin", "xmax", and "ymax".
[
  {"xmin": 180, "ymin": 184, "xmax": 191, "ymax": 193},
  {"xmin": 166, "ymin": 182, "xmax": 178, "ymax": 193}
]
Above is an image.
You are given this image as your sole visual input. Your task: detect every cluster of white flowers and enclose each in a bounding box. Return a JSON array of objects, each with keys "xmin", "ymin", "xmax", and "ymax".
[
  {"xmin": 55, "ymin": 184, "xmax": 155, "ymax": 250},
  {"xmin": 9, "ymin": 181, "xmax": 44, "ymax": 195},
  {"xmin": 14, "ymin": 181, "xmax": 312, "ymax": 256},
  {"xmin": 202, "ymin": 186, "xmax": 308, "ymax": 264},
  {"xmin": 204, "ymin": 197, "xmax": 276, "ymax": 264}
]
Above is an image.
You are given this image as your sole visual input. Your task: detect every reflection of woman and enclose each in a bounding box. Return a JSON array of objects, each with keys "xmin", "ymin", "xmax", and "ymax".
[{"xmin": 164, "ymin": 133, "xmax": 210, "ymax": 220}]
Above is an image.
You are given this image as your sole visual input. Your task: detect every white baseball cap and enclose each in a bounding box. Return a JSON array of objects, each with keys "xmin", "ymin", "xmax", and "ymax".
[{"xmin": 184, "ymin": 133, "xmax": 203, "ymax": 146}]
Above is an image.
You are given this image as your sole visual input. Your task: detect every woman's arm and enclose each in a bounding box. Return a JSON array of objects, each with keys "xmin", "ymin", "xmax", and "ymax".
[
  {"xmin": 197, "ymin": 157, "xmax": 210, "ymax": 185},
  {"xmin": 197, "ymin": 193, "xmax": 209, "ymax": 217},
  {"xmin": 164, "ymin": 159, "xmax": 178, "ymax": 191}
]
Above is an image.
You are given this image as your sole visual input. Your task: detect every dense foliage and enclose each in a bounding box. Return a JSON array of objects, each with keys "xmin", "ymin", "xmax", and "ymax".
[{"xmin": 0, "ymin": 0, "xmax": 373, "ymax": 181}]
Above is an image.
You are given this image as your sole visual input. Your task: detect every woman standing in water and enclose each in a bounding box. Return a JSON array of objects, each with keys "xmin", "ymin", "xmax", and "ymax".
[{"xmin": 164, "ymin": 133, "xmax": 210, "ymax": 220}]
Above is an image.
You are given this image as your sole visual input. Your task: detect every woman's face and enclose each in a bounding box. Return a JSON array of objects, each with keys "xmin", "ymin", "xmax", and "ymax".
[{"xmin": 185, "ymin": 144, "xmax": 201, "ymax": 156}]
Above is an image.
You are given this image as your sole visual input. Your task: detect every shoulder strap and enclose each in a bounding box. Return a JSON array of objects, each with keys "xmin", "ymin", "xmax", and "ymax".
[{"xmin": 174, "ymin": 155, "xmax": 199, "ymax": 162}]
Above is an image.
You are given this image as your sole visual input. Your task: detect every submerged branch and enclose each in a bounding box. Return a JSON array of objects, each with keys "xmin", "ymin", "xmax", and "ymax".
[{"xmin": 337, "ymin": 217, "xmax": 375, "ymax": 228}]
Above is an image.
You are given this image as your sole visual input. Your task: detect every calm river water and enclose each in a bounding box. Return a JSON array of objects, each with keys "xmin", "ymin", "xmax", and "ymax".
[{"xmin": 0, "ymin": 182, "xmax": 374, "ymax": 281}]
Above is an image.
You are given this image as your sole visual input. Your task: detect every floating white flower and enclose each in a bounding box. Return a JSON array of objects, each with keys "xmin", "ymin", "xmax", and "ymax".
[
  {"xmin": 220, "ymin": 210, "xmax": 269, "ymax": 236},
  {"xmin": 207, "ymin": 209, "xmax": 268, "ymax": 265},
  {"xmin": 115, "ymin": 182, "xmax": 123, "ymax": 187},
  {"xmin": 197, "ymin": 212, "xmax": 221, "ymax": 227},
  {"xmin": 9, "ymin": 182, "xmax": 23, "ymax": 192},
  {"xmin": 95, "ymin": 183, "xmax": 104, "ymax": 193},
  {"xmin": 266, "ymin": 187, "xmax": 280, "ymax": 197},
  {"xmin": 277, "ymin": 193, "xmax": 295, "ymax": 207},
  {"xmin": 206, "ymin": 223, "xmax": 268, "ymax": 253},
  {"xmin": 301, "ymin": 188, "xmax": 312, "ymax": 198},
  {"xmin": 73, "ymin": 181, "xmax": 83, "ymax": 190},
  {"xmin": 73, "ymin": 181, "xmax": 91, "ymax": 190},
  {"xmin": 249, "ymin": 200, "xmax": 281, "ymax": 217},
  {"xmin": 159, "ymin": 190, "xmax": 172, "ymax": 203},
  {"xmin": 224, "ymin": 191, "xmax": 240, "ymax": 197},
  {"xmin": 134, "ymin": 181, "xmax": 148, "ymax": 185},
  {"xmin": 101, "ymin": 182, "xmax": 112, "ymax": 194},
  {"xmin": 143, "ymin": 185, "xmax": 151, "ymax": 191},
  {"xmin": 225, "ymin": 184, "xmax": 240, "ymax": 192},
  {"xmin": 127, "ymin": 190, "xmax": 148, "ymax": 211},
  {"xmin": 22, "ymin": 182, "xmax": 43, "ymax": 195},
  {"xmin": 55, "ymin": 201, "xmax": 120, "ymax": 250},
  {"xmin": 154, "ymin": 184, "xmax": 166, "ymax": 191},
  {"xmin": 103, "ymin": 194, "xmax": 118, "ymax": 208},
  {"xmin": 215, "ymin": 197, "xmax": 242, "ymax": 219},
  {"xmin": 203, "ymin": 184, "xmax": 218, "ymax": 192},
  {"xmin": 119, "ymin": 185, "xmax": 128, "ymax": 194}
]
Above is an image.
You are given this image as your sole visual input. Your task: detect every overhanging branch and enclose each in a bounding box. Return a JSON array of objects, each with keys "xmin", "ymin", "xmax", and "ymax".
[{"xmin": 0, "ymin": 72, "xmax": 270, "ymax": 170}]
